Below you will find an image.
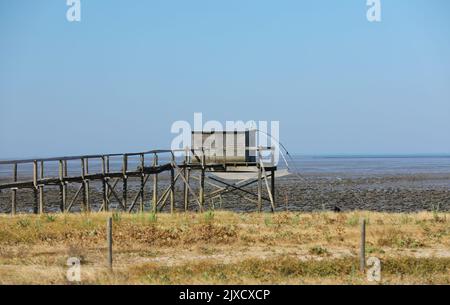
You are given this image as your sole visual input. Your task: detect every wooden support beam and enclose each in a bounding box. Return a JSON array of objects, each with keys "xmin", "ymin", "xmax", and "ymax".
[
  {"xmin": 101, "ymin": 156, "xmax": 108, "ymax": 212},
  {"xmin": 66, "ymin": 184, "xmax": 83, "ymax": 212},
  {"xmin": 106, "ymin": 180, "xmax": 126, "ymax": 210},
  {"xmin": 270, "ymin": 168, "xmax": 276, "ymax": 209},
  {"xmin": 81, "ymin": 158, "xmax": 87, "ymax": 212},
  {"xmin": 59, "ymin": 160, "xmax": 66, "ymax": 212},
  {"xmin": 200, "ymin": 169, "xmax": 205, "ymax": 212},
  {"xmin": 127, "ymin": 174, "xmax": 150, "ymax": 213},
  {"xmin": 207, "ymin": 176, "xmax": 271, "ymax": 202},
  {"xmin": 170, "ymin": 164, "xmax": 175, "ymax": 214},
  {"xmin": 11, "ymin": 163, "xmax": 17, "ymax": 215},
  {"xmin": 122, "ymin": 155, "xmax": 128, "ymax": 210},
  {"xmin": 259, "ymin": 159, "xmax": 275, "ymax": 212},
  {"xmin": 85, "ymin": 159, "xmax": 90, "ymax": 212},
  {"xmin": 33, "ymin": 160, "xmax": 38, "ymax": 214},
  {"xmin": 184, "ymin": 167, "xmax": 190, "ymax": 212},
  {"xmin": 171, "ymin": 161, "xmax": 201, "ymax": 209},
  {"xmin": 139, "ymin": 154, "xmax": 145, "ymax": 213},
  {"xmin": 152, "ymin": 154, "xmax": 158, "ymax": 214},
  {"xmin": 38, "ymin": 160, "xmax": 44, "ymax": 214},
  {"xmin": 107, "ymin": 178, "xmax": 119, "ymax": 201},
  {"xmin": 258, "ymin": 167, "xmax": 262, "ymax": 212}
]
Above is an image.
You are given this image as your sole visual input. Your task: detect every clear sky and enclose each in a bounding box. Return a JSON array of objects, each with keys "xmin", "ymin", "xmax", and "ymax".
[{"xmin": 1, "ymin": 0, "xmax": 449, "ymax": 158}]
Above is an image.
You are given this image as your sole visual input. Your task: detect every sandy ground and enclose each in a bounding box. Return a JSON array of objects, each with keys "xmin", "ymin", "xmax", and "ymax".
[{"xmin": 0, "ymin": 211, "xmax": 448, "ymax": 284}]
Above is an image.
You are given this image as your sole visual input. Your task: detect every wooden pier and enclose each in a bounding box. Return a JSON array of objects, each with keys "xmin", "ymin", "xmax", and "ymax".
[{"xmin": 0, "ymin": 148, "xmax": 278, "ymax": 214}]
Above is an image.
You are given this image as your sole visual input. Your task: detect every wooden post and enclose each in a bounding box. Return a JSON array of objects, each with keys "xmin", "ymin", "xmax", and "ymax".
[
  {"xmin": 139, "ymin": 154, "xmax": 145, "ymax": 213},
  {"xmin": 360, "ymin": 218, "xmax": 366, "ymax": 272},
  {"xmin": 101, "ymin": 156, "xmax": 108, "ymax": 212},
  {"xmin": 270, "ymin": 168, "xmax": 275, "ymax": 210},
  {"xmin": 152, "ymin": 154, "xmax": 158, "ymax": 214},
  {"xmin": 11, "ymin": 163, "xmax": 17, "ymax": 215},
  {"xmin": 38, "ymin": 160, "xmax": 44, "ymax": 214},
  {"xmin": 199, "ymin": 149, "xmax": 205, "ymax": 212},
  {"xmin": 85, "ymin": 158, "xmax": 90, "ymax": 212},
  {"xmin": 183, "ymin": 148, "xmax": 189, "ymax": 212},
  {"xmin": 32, "ymin": 160, "xmax": 38, "ymax": 214},
  {"xmin": 257, "ymin": 167, "xmax": 262, "ymax": 212},
  {"xmin": 107, "ymin": 217, "xmax": 113, "ymax": 270},
  {"xmin": 200, "ymin": 170, "xmax": 205, "ymax": 212},
  {"xmin": 63, "ymin": 160, "xmax": 68, "ymax": 176},
  {"xmin": 59, "ymin": 160, "xmax": 66, "ymax": 212},
  {"xmin": 122, "ymin": 155, "xmax": 128, "ymax": 210},
  {"xmin": 105, "ymin": 156, "xmax": 110, "ymax": 211},
  {"xmin": 170, "ymin": 167, "xmax": 175, "ymax": 213},
  {"xmin": 184, "ymin": 167, "xmax": 190, "ymax": 212},
  {"xmin": 80, "ymin": 158, "xmax": 87, "ymax": 212}
]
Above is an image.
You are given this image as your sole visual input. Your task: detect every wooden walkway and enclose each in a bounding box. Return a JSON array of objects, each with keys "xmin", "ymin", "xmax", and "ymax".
[{"xmin": 0, "ymin": 148, "xmax": 277, "ymax": 214}]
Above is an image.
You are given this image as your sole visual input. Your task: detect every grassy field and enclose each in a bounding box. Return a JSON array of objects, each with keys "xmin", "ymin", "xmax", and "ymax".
[{"xmin": 0, "ymin": 211, "xmax": 448, "ymax": 284}]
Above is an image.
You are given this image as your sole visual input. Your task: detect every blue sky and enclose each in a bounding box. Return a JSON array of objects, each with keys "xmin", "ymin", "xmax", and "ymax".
[{"xmin": 1, "ymin": 0, "xmax": 449, "ymax": 158}]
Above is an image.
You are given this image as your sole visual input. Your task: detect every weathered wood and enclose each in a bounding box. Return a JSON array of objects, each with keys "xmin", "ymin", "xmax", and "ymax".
[
  {"xmin": 200, "ymin": 169, "xmax": 205, "ymax": 212},
  {"xmin": 59, "ymin": 160, "xmax": 66, "ymax": 212},
  {"xmin": 152, "ymin": 154, "xmax": 158, "ymax": 214},
  {"xmin": 38, "ymin": 160, "xmax": 44, "ymax": 214},
  {"xmin": 0, "ymin": 163, "xmax": 175, "ymax": 191},
  {"xmin": 105, "ymin": 180, "xmax": 125, "ymax": 209},
  {"xmin": 208, "ymin": 176, "xmax": 270, "ymax": 202},
  {"xmin": 171, "ymin": 162, "xmax": 201, "ymax": 209},
  {"xmin": 139, "ymin": 154, "xmax": 145, "ymax": 213},
  {"xmin": 184, "ymin": 167, "xmax": 190, "ymax": 212},
  {"xmin": 259, "ymin": 159, "xmax": 275, "ymax": 212},
  {"xmin": 85, "ymin": 158, "xmax": 90, "ymax": 212},
  {"xmin": 33, "ymin": 188, "xmax": 38, "ymax": 214},
  {"xmin": 101, "ymin": 156, "xmax": 108, "ymax": 212},
  {"xmin": 257, "ymin": 167, "xmax": 262, "ymax": 212},
  {"xmin": 170, "ymin": 167, "xmax": 175, "ymax": 214},
  {"xmin": 122, "ymin": 155, "xmax": 128, "ymax": 210},
  {"xmin": 360, "ymin": 218, "xmax": 366, "ymax": 272},
  {"xmin": 0, "ymin": 148, "xmax": 279, "ymax": 214},
  {"xmin": 81, "ymin": 158, "xmax": 87, "ymax": 212},
  {"xmin": 11, "ymin": 163, "xmax": 17, "ymax": 215},
  {"xmin": 127, "ymin": 174, "xmax": 150, "ymax": 213},
  {"xmin": 271, "ymin": 168, "xmax": 276, "ymax": 209},
  {"xmin": 66, "ymin": 184, "xmax": 83, "ymax": 212},
  {"xmin": 33, "ymin": 160, "xmax": 38, "ymax": 189}
]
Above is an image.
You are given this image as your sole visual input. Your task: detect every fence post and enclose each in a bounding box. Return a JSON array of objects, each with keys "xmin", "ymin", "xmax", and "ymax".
[{"xmin": 360, "ymin": 218, "xmax": 366, "ymax": 272}]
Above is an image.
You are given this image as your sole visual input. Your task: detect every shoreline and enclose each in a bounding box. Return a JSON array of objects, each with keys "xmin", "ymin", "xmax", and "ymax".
[{"xmin": 1, "ymin": 173, "xmax": 449, "ymax": 213}]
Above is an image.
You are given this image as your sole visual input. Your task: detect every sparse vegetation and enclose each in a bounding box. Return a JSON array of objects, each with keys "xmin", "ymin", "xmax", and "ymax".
[{"xmin": 0, "ymin": 211, "xmax": 448, "ymax": 284}]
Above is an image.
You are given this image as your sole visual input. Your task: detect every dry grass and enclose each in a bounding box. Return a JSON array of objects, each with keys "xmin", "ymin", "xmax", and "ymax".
[{"xmin": 0, "ymin": 211, "xmax": 448, "ymax": 284}]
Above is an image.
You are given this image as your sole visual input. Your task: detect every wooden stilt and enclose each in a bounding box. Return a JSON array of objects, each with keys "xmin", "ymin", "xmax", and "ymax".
[
  {"xmin": 271, "ymin": 168, "xmax": 276, "ymax": 209},
  {"xmin": 184, "ymin": 167, "xmax": 190, "ymax": 212},
  {"xmin": 38, "ymin": 160, "xmax": 44, "ymax": 214},
  {"xmin": 122, "ymin": 155, "xmax": 128, "ymax": 211},
  {"xmin": 139, "ymin": 154, "xmax": 145, "ymax": 213},
  {"xmin": 152, "ymin": 154, "xmax": 158, "ymax": 214},
  {"xmin": 200, "ymin": 169, "xmax": 205, "ymax": 212},
  {"xmin": 80, "ymin": 158, "xmax": 86, "ymax": 211},
  {"xmin": 199, "ymin": 149, "xmax": 205, "ymax": 212},
  {"xmin": 259, "ymin": 159, "xmax": 275, "ymax": 212},
  {"xmin": 11, "ymin": 163, "xmax": 17, "ymax": 215},
  {"xmin": 85, "ymin": 158, "xmax": 90, "ymax": 212},
  {"xmin": 105, "ymin": 156, "xmax": 110, "ymax": 211},
  {"xmin": 170, "ymin": 167, "xmax": 175, "ymax": 213},
  {"xmin": 101, "ymin": 156, "xmax": 108, "ymax": 212},
  {"xmin": 257, "ymin": 167, "xmax": 262, "ymax": 212},
  {"xmin": 59, "ymin": 160, "xmax": 66, "ymax": 212}
]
